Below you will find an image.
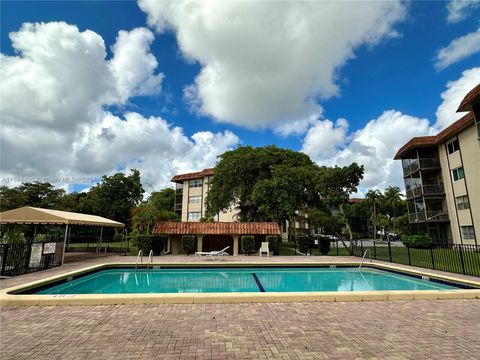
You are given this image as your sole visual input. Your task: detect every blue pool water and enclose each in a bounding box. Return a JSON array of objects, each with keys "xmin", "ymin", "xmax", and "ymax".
[{"xmin": 35, "ymin": 267, "xmax": 457, "ymax": 294}]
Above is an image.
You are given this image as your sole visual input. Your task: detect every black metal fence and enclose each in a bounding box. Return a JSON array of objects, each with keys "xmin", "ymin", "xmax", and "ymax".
[
  {"xmin": 278, "ymin": 239, "xmax": 480, "ymax": 277},
  {"xmin": 66, "ymin": 235, "xmax": 127, "ymax": 253},
  {"xmin": 0, "ymin": 241, "xmax": 64, "ymax": 276}
]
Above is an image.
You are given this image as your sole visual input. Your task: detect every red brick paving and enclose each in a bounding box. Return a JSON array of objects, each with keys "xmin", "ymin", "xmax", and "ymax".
[{"xmin": 1, "ymin": 300, "xmax": 480, "ymax": 359}]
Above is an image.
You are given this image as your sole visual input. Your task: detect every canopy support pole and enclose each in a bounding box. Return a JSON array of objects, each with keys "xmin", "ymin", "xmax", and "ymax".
[
  {"xmin": 100, "ymin": 226, "xmax": 104, "ymax": 253},
  {"xmin": 61, "ymin": 224, "xmax": 69, "ymax": 265}
]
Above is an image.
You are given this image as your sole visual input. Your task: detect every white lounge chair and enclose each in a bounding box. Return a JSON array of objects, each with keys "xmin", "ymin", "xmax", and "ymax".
[
  {"xmin": 259, "ymin": 242, "xmax": 269, "ymax": 257},
  {"xmin": 195, "ymin": 246, "xmax": 230, "ymax": 261}
]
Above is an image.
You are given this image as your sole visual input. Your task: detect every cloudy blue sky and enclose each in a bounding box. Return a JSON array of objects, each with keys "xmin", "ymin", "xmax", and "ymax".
[{"xmin": 1, "ymin": 0, "xmax": 479, "ymax": 195}]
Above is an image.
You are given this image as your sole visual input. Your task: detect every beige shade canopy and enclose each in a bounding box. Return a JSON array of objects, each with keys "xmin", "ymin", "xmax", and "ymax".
[{"xmin": 0, "ymin": 206, "xmax": 124, "ymax": 227}]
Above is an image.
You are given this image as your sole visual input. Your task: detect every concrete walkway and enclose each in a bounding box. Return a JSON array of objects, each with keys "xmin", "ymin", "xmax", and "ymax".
[{"xmin": 1, "ymin": 254, "xmax": 480, "ymax": 359}]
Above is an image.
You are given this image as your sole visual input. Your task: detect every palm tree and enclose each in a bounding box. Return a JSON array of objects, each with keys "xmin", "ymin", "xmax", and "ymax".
[
  {"xmin": 365, "ymin": 189, "xmax": 382, "ymax": 239},
  {"xmin": 383, "ymin": 186, "xmax": 405, "ymax": 217}
]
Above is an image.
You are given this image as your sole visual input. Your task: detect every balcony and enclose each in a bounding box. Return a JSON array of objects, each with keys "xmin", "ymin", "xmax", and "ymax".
[
  {"xmin": 403, "ymin": 158, "xmax": 441, "ymax": 177},
  {"xmin": 406, "ymin": 184, "xmax": 445, "ymax": 200},
  {"xmin": 408, "ymin": 211, "xmax": 449, "ymax": 223}
]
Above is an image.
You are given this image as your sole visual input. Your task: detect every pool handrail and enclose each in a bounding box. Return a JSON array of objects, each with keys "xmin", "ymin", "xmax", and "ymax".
[
  {"xmin": 359, "ymin": 249, "xmax": 372, "ymax": 269},
  {"xmin": 147, "ymin": 250, "xmax": 153, "ymax": 269},
  {"xmin": 135, "ymin": 250, "xmax": 143, "ymax": 270}
]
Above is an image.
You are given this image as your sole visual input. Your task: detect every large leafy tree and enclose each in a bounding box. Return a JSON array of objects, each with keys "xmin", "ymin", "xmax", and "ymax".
[
  {"xmin": 79, "ymin": 169, "xmax": 144, "ymax": 227},
  {"xmin": 0, "ymin": 182, "xmax": 66, "ymax": 211},
  {"xmin": 131, "ymin": 188, "xmax": 179, "ymax": 234},
  {"xmin": 206, "ymin": 146, "xmax": 364, "ymax": 230},
  {"xmin": 205, "ymin": 146, "xmax": 319, "ymax": 223}
]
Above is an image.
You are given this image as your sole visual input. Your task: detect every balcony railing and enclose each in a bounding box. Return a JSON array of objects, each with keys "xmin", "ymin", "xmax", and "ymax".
[
  {"xmin": 406, "ymin": 184, "xmax": 445, "ymax": 199},
  {"xmin": 408, "ymin": 211, "xmax": 449, "ymax": 223},
  {"xmin": 403, "ymin": 158, "xmax": 441, "ymax": 177}
]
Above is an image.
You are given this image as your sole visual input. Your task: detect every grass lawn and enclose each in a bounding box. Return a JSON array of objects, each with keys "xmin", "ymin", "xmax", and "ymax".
[{"xmin": 279, "ymin": 240, "xmax": 479, "ymax": 276}]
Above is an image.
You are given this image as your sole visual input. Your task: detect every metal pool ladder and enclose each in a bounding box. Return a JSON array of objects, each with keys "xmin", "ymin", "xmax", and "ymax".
[
  {"xmin": 359, "ymin": 249, "xmax": 371, "ymax": 269},
  {"xmin": 135, "ymin": 250, "xmax": 143, "ymax": 270},
  {"xmin": 147, "ymin": 250, "xmax": 153, "ymax": 270}
]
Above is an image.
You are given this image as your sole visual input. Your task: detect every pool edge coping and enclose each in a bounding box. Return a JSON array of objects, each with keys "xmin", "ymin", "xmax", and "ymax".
[{"xmin": 1, "ymin": 261, "xmax": 480, "ymax": 306}]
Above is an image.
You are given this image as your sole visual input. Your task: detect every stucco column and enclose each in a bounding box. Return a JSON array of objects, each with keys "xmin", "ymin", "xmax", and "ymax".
[
  {"xmin": 197, "ymin": 235, "xmax": 204, "ymax": 252},
  {"xmin": 233, "ymin": 235, "xmax": 239, "ymax": 256}
]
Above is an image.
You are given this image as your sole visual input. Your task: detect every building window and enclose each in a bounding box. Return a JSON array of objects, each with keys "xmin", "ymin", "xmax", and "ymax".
[
  {"xmin": 461, "ymin": 226, "xmax": 476, "ymax": 240},
  {"xmin": 189, "ymin": 195, "xmax": 201, "ymax": 204},
  {"xmin": 189, "ymin": 179, "xmax": 203, "ymax": 188},
  {"xmin": 456, "ymin": 195, "xmax": 470, "ymax": 210},
  {"xmin": 188, "ymin": 212, "xmax": 201, "ymax": 221},
  {"xmin": 446, "ymin": 138, "xmax": 459, "ymax": 155},
  {"xmin": 452, "ymin": 167, "xmax": 465, "ymax": 181}
]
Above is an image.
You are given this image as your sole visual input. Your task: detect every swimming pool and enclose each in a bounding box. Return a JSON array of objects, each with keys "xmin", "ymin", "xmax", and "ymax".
[{"xmin": 33, "ymin": 266, "xmax": 457, "ymax": 295}]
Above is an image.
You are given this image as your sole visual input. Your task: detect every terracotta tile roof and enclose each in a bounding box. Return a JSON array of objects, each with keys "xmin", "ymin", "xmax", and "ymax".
[
  {"xmin": 153, "ymin": 221, "xmax": 281, "ymax": 235},
  {"xmin": 171, "ymin": 168, "xmax": 215, "ymax": 183},
  {"xmin": 394, "ymin": 112, "xmax": 474, "ymax": 159},
  {"xmin": 348, "ymin": 198, "xmax": 364, "ymax": 204},
  {"xmin": 457, "ymin": 83, "xmax": 480, "ymax": 112}
]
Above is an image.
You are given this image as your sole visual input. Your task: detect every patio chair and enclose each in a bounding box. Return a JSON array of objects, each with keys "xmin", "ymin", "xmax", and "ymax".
[
  {"xmin": 195, "ymin": 246, "xmax": 230, "ymax": 261},
  {"xmin": 259, "ymin": 242, "xmax": 269, "ymax": 257}
]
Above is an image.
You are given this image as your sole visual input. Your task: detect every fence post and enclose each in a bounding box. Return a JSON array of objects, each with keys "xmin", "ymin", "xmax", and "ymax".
[
  {"xmin": 388, "ymin": 240, "xmax": 392, "ymax": 263},
  {"xmin": 430, "ymin": 247, "xmax": 435, "ymax": 270},
  {"xmin": 1, "ymin": 244, "xmax": 9, "ymax": 276},
  {"xmin": 458, "ymin": 245, "xmax": 466, "ymax": 275},
  {"xmin": 407, "ymin": 246, "xmax": 411, "ymax": 266},
  {"xmin": 373, "ymin": 241, "xmax": 377, "ymax": 259},
  {"xmin": 336, "ymin": 239, "xmax": 339, "ymax": 256}
]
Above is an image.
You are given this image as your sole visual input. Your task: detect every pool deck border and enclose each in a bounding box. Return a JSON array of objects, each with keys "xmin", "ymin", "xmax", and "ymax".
[{"xmin": 1, "ymin": 261, "xmax": 480, "ymax": 306}]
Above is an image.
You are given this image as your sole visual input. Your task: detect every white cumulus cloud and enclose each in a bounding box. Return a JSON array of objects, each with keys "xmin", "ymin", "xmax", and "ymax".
[
  {"xmin": 434, "ymin": 67, "xmax": 480, "ymax": 129},
  {"xmin": 446, "ymin": 0, "xmax": 480, "ymax": 23},
  {"xmin": 139, "ymin": 0, "xmax": 406, "ymax": 134},
  {"xmin": 302, "ymin": 111, "xmax": 431, "ymax": 191},
  {"xmin": 0, "ymin": 22, "xmax": 239, "ymax": 191},
  {"xmin": 302, "ymin": 67, "xmax": 480, "ymax": 192},
  {"xmin": 434, "ymin": 28, "xmax": 480, "ymax": 70}
]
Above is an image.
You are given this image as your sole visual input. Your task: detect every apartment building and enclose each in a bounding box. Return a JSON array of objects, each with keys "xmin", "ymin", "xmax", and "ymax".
[
  {"xmin": 171, "ymin": 168, "xmax": 310, "ymax": 240},
  {"xmin": 171, "ymin": 168, "xmax": 237, "ymax": 222},
  {"xmin": 394, "ymin": 84, "xmax": 480, "ymax": 245}
]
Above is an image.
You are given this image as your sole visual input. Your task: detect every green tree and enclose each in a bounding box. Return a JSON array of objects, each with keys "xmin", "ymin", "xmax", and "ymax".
[
  {"xmin": 79, "ymin": 170, "xmax": 144, "ymax": 227},
  {"xmin": 205, "ymin": 145, "xmax": 318, "ymax": 223},
  {"xmin": 148, "ymin": 188, "xmax": 175, "ymax": 212},
  {"xmin": 0, "ymin": 182, "xmax": 66, "ymax": 211},
  {"xmin": 365, "ymin": 189, "xmax": 382, "ymax": 239},
  {"xmin": 381, "ymin": 186, "xmax": 406, "ymax": 217},
  {"xmin": 314, "ymin": 164, "xmax": 364, "ymax": 241},
  {"xmin": 131, "ymin": 188, "xmax": 179, "ymax": 235}
]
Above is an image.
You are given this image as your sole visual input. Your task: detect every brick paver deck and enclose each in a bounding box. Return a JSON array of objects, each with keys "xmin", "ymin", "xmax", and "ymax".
[
  {"xmin": 1, "ymin": 255, "xmax": 480, "ymax": 359},
  {"xmin": 1, "ymin": 300, "xmax": 480, "ymax": 359}
]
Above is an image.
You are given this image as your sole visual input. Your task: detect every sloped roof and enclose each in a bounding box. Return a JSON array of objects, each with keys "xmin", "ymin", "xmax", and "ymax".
[
  {"xmin": 394, "ymin": 112, "xmax": 474, "ymax": 159},
  {"xmin": 457, "ymin": 83, "xmax": 480, "ymax": 112},
  {"xmin": 171, "ymin": 168, "xmax": 215, "ymax": 183},
  {"xmin": 153, "ymin": 221, "xmax": 280, "ymax": 235},
  {"xmin": 0, "ymin": 206, "xmax": 124, "ymax": 227}
]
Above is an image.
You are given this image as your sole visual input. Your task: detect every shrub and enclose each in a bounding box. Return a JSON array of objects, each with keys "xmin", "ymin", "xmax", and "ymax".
[
  {"xmin": 266, "ymin": 235, "xmax": 278, "ymax": 255},
  {"xmin": 136, "ymin": 235, "xmax": 153, "ymax": 254},
  {"xmin": 181, "ymin": 235, "xmax": 196, "ymax": 255},
  {"xmin": 401, "ymin": 234, "xmax": 434, "ymax": 249},
  {"xmin": 296, "ymin": 235, "xmax": 310, "ymax": 255},
  {"xmin": 241, "ymin": 235, "xmax": 255, "ymax": 255},
  {"xmin": 317, "ymin": 235, "xmax": 331, "ymax": 255}
]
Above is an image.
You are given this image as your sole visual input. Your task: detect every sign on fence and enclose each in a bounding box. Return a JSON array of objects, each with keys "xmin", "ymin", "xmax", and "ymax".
[
  {"xmin": 29, "ymin": 243, "xmax": 43, "ymax": 267},
  {"xmin": 43, "ymin": 242, "xmax": 56, "ymax": 255}
]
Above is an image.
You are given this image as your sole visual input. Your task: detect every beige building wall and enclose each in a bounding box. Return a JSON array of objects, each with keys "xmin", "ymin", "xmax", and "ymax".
[
  {"xmin": 439, "ymin": 125, "xmax": 479, "ymax": 245},
  {"xmin": 179, "ymin": 175, "xmax": 239, "ymax": 222}
]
